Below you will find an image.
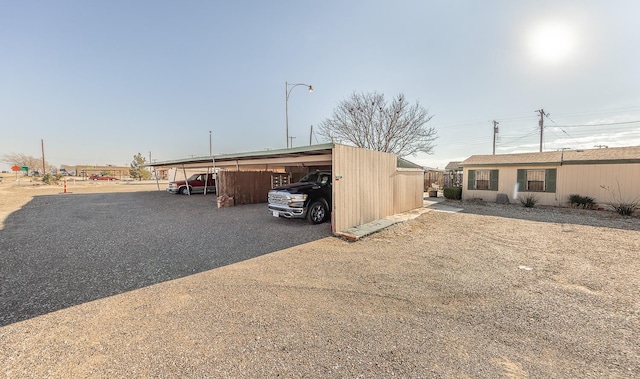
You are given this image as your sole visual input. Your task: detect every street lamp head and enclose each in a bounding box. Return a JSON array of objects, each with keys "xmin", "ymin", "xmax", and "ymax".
[{"xmin": 285, "ymin": 81, "xmax": 314, "ymax": 148}]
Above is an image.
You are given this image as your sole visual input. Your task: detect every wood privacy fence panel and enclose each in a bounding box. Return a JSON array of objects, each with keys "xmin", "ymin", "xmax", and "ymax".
[
  {"xmin": 217, "ymin": 171, "xmax": 273, "ymax": 205},
  {"xmin": 332, "ymin": 145, "xmax": 396, "ymax": 232},
  {"xmin": 395, "ymin": 170, "xmax": 425, "ymax": 214}
]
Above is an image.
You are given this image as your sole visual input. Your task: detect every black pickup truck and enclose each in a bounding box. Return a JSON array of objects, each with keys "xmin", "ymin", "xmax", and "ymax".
[{"xmin": 268, "ymin": 171, "xmax": 332, "ymax": 224}]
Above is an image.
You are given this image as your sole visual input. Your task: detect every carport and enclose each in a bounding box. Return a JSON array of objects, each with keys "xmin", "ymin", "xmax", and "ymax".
[{"xmin": 148, "ymin": 143, "xmax": 424, "ymax": 234}]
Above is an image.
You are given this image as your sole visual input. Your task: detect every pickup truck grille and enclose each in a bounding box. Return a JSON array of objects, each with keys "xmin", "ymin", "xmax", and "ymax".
[{"xmin": 268, "ymin": 191, "xmax": 290, "ymax": 206}]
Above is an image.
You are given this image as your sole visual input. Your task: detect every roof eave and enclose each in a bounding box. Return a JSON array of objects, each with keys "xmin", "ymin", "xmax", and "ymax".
[{"xmin": 147, "ymin": 143, "xmax": 335, "ymax": 167}]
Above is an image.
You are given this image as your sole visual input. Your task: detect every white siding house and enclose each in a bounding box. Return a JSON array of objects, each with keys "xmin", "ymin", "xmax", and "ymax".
[{"xmin": 460, "ymin": 146, "xmax": 640, "ymax": 207}]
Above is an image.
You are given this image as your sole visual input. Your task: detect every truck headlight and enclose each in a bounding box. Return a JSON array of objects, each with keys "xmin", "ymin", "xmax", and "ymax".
[{"xmin": 288, "ymin": 194, "xmax": 307, "ymax": 207}]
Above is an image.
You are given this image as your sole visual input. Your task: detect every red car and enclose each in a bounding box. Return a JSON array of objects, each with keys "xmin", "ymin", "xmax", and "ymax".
[
  {"xmin": 89, "ymin": 174, "xmax": 119, "ymax": 181},
  {"xmin": 167, "ymin": 173, "xmax": 216, "ymax": 194}
]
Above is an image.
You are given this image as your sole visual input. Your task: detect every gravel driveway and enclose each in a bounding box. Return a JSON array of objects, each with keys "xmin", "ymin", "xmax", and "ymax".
[{"xmin": 0, "ymin": 191, "xmax": 331, "ymax": 326}]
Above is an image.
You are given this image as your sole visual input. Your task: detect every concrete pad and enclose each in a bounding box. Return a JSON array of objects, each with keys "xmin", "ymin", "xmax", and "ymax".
[
  {"xmin": 426, "ymin": 203, "xmax": 464, "ymax": 213},
  {"xmin": 336, "ymin": 218, "xmax": 398, "ymax": 241},
  {"xmin": 336, "ymin": 198, "xmax": 462, "ymax": 241}
]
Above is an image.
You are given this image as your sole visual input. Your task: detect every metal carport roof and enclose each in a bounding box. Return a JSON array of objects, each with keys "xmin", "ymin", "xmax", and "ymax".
[
  {"xmin": 147, "ymin": 143, "xmax": 334, "ymax": 171},
  {"xmin": 147, "ymin": 143, "xmax": 425, "ymax": 233}
]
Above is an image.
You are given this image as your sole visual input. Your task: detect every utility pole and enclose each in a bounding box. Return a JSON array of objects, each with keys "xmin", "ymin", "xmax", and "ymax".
[
  {"xmin": 492, "ymin": 120, "xmax": 499, "ymax": 155},
  {"xmin": 309, "ymin": 125, "xmax": 313, "ymax": 146},
  {"xmin": 209, "ymin": 130, "xmax": 217, "ymax": 195},
  {"xmin": 41, "ymin": 139, "xmax": 46, "ymax": 174},
  {"xmin": 536, "ymin": 109, "xmax": 549, "ymax": 152}
]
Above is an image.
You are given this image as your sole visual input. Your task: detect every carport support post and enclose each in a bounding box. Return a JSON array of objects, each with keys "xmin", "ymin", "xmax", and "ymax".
[
  {"xmin": 212, "ymin": 156, "xmax": 218, "ymax": 196},
  {"xmin": 204, "ymin": 167, "xmax": 210, "ymax": 195},
  {"xmin": 182, "ymin": 165, "xmax": 191, "ymax": 195},
  {"xmin": 154, "ymin": 167, "xmax": 160, "ymax": 191},
  {"xmin": 205, "ymin": 131, "xmax": 217, "ymax": 196}
]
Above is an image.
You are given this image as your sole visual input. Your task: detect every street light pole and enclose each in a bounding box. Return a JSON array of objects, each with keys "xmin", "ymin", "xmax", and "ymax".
[{"xmin": 285, "ymin": 81, "xmax": 313, "ymax": 148}]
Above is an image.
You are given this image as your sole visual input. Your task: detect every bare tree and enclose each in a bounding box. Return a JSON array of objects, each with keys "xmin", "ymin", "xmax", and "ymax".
[
  {"xmin": 1, "ymin": 153, "xmax": 44, "ymax": 172},
  {"xmin": 318, "ymin": 92, "xmax": 437, "ymax": 156}
]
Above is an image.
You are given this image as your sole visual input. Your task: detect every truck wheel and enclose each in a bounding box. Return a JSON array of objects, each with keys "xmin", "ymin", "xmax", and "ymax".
[
  {"xmin": 179, "ymin": 186, "xmax": 191, "ymax": 195},
  {"xmin": 307, "ymin": 201, "xmax": 327, "ymax": 224}
]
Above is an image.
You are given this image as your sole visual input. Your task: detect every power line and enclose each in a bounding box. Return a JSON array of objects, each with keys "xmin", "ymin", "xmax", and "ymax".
[
  {"xmin": 548, "ymin": 106, "xmax": 640, "ymax": 118},
  {"xmin": 498, "ymin": 128, "xmax": 539, "ymax": 145},
  {"xmin": 545, "ymin": 115, "xmax": 573, "ymax": 138},
  {"xmin": 548, "ymin": 120, "xmax": 640, "ymax": 128},
  {"xmin": 434, "ymin": 106, "xmax": 640, "ymax": 154},
  {"xmin": 437, "ymin": 105, "xmax": 640, "ymax": 130},
  {"xmin": 435, "ymin": 112, "xmax": 537, "ymax": 130}
]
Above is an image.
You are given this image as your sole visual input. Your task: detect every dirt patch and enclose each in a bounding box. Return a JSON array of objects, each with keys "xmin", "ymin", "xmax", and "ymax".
[
  {"xmin": 0, "ymin": 179, "xmax": 165, "ymax": 230},
  {"xmin": 1, "ymin": 187, "xmax": 639, "ymax": 377}
]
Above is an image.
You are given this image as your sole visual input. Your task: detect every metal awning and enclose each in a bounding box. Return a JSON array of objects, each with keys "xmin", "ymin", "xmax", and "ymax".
[{"xmin": 147, "ymin": 143, "xmax": 334, "ymax": 170}]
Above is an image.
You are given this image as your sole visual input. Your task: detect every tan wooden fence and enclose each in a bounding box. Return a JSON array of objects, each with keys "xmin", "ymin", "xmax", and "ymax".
[
  {"xmin": 217, "ymin": 171, "xmax": 274, "ymax": 205},
  {"xmin": 332, "ymin": 144, "xmax": 423, "ymax": 232}
]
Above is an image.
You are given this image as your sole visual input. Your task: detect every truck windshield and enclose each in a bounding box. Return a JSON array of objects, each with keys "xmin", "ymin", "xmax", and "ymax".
[
  {"xmin": 300, "ymin": 173, "xmax": 319, "ymax": 183},
  {"xmin": 299, "ymin": 172, "xmax": 330, "ymax": 184}
]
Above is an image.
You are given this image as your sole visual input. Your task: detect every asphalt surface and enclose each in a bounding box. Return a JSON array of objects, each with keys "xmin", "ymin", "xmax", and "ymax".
[{"xmin": 0, "ymin": 191, "xmax": 331, "ymax": 326}]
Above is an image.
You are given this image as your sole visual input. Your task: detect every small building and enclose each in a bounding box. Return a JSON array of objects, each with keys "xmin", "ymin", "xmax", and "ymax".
[
  {"xmin": 444, "ymin": 161, "xmax": 463, "ymax": 188},
  {"xmin": 149, "ymin": 143, "xmax": 425, "ymax": 234},
  {"xmin": 460, "ymin": 146, "xmax": 640, "ymax": 207},
  {"xmin": 62, "ymin": 164, "xmax": 130, "ymax": 178},
  {"xmin": 422, "ymin": 167, "xmax": 444, "ymax": 191}
]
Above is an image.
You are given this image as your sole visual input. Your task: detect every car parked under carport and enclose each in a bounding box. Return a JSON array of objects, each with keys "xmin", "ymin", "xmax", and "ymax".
[{"xmin": 148, "ymin": 143, "xmax": 425, "ymax": 235}]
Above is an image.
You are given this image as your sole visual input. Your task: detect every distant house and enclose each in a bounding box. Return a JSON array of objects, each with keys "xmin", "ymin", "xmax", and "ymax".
[
  {"xmin": 422, "ymin": 166, "xmax": 444, "ymax": 191},
  {"xmin": 459, "ymin": 146, "xmax": 640, "ymax": 206},
  {"xmin": 444, "ymin": 161, "xmax": 463, "ymax": 188}
]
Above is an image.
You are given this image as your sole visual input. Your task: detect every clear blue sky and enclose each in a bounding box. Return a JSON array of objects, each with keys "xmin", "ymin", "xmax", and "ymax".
[{"xmin": 2, "ymin": 0, "xmax": 640, "ymax": 171}]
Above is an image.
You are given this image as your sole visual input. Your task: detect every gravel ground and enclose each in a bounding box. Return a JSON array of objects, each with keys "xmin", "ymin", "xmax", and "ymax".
[
  {"xmin": 1, "ymin": 184, "xmax": 639, "ymax": 378},
  {"xmin": 449, "ymin": 199, "xmax": 640, "ymax": 231},
  {"xmin": 0, "ymin": 185, "xmax": 331, "ymax": 326}
]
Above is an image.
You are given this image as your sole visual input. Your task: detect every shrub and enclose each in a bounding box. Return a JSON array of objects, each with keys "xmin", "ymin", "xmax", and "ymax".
[
  {"xmin": 443, "ymin": 187, "xmax": 462, "ymax": 200},
  {"xmin": 41, "ymin": 173, "xmax": 63, "ymax": 185},
  {"xmin": 519, "ymin": 194, "xmax": 538, "ymax": 208},
  {"xmin": 600, "ymin": 182, "xmax": 639, "ymax": 216},
  {"xmin": 581, "ymin": 196, "xmax": 596, "ymax": 209},
  {"xmin": 41, "ymin": 173, "xmax": 54, "ymax": 184},
  {"xmin": 568, "ymin": 194, "xmax": 582, "ymax": 207},
  {"xmin": 611, "ymin": 203, "xmax": 637, "ymax": 216},
  {"xmin": 568, "ymin": 194, "xmax": 596, "ymax": 209}
]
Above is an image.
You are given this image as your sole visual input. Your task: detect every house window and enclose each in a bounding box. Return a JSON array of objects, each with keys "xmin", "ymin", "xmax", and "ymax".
[
  {"xmin": 475, "ymin": 170, "xmax": 491, "ymax": 190},
  {"xmin": 526, "ymin": 169, "xmax": 545, "ymax": 191},
  {"xmin": 517, "ymin": 168, "xmax": 557, "ymax": 193},
  {"xmin": 467, "ymin": 169, "xmax": 499, "ymax": 191}
]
